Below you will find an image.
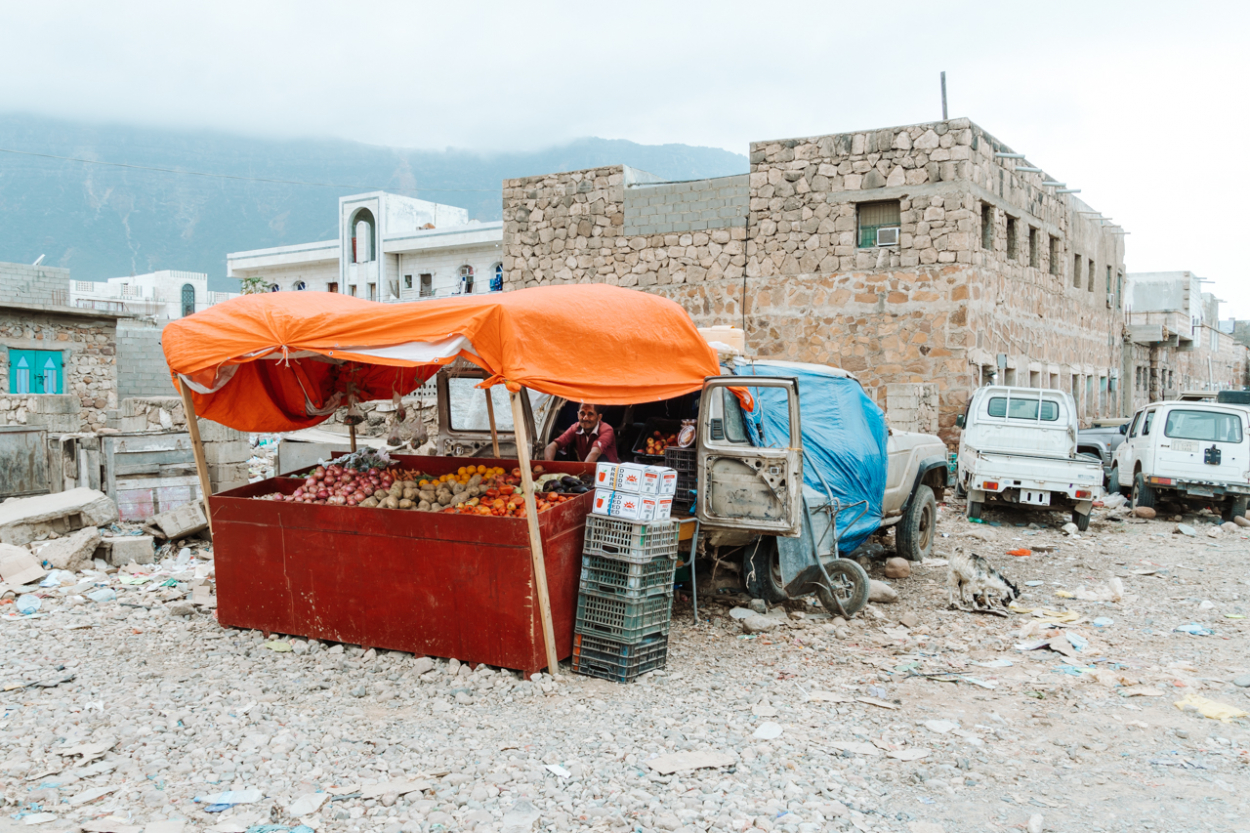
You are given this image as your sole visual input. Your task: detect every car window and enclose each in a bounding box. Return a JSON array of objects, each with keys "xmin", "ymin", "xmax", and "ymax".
[
  {"xmin": 1128, "ymin": 413, "xmax": 1142, "ymax": 438},
  {"xmin": 722, "ymin": 388, "xmax": 750, "ymax": 444},
  {"xmin": 1142, "ymin": 411, "xmax": 1154, "ymax": 436},
  {"xmin": 1164, "ymin": 410, "xmax": 1244, "ymax": 444},
  {"xmin": 986, "ymin": 396, "xmax": 1059, "ymax": 421}
]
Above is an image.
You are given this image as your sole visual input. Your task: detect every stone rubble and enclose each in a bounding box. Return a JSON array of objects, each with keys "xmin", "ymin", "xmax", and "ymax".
[{"xmin": 0, "ymin": 498, "xmax": 1248, "ymax": 833}]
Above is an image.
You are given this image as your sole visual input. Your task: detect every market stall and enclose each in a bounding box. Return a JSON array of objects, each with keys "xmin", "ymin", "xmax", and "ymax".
[{"xmin": 161, "ymin": 285, "xmax": 721, "ymax": 674}]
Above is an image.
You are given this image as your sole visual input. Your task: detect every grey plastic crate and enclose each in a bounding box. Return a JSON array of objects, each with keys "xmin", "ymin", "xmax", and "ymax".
[
  {"xmin": 572, "ymin": 632, "xmax": 668, "ymax": 683},
  {"xmin": 583, "ymin": 515, "xmax": 678, "ymax": 564},
  {"xmin": 575, "ymin": 588, "xmax": 673, "ymax": 642},
  {"xmin": 580, "ymin": 551, "xmax": 675, "ymax": 598}
]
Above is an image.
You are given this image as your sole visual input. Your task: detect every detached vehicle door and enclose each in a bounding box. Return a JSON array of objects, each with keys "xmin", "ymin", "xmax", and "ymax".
[
  {"xmin": 696, "ymin": 376, "xmax": 803, "ymax": 537},
  {"xmin": 436, "ymin": 369, "xmax": 545, "ymax": 458}
]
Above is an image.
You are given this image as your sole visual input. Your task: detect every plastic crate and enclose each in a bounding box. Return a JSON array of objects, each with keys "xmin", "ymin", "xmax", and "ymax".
[
  {"xmin": 583, "ymin": 515, "xmax": 679, "ymax": 564},
  {"xmin": 631, "ymin": 417, "xmax": 683, "ymax": 457},
  {"xmin": 580, "ymin": 551, "xmax": 675, "ymax": 598},
  {"xmin": 575, "ymin": 587, "xmax": 673, "ymax": 642},
  {"xmin": 572, "ymin": 632, "xmax": 668, "ymax": 683},
  {"xmin": 664, "ymin": 446, "xmax": 698, "ymax": 507}
]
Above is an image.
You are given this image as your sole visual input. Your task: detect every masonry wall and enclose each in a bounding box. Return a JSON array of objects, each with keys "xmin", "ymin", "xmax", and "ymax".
[
  {"xmin": 116, "ymin": 321, "xmax": 175, "ymax": 400},
  {"xmin": 0, "ymin": 310, "xmax": 117, "ymax": 429},
  {"xmin": 502, "ymin": 119, "xmax": 1129, "ymax": 442},
  {"xmin": 0, "ymin": 263, "xmax": 71, "ymax": 306},
  {"xmin": 623, "ymin": 175, "xmax": 749, "ymax": 237}
]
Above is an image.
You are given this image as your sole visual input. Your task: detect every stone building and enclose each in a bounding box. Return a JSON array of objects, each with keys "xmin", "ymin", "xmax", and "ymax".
[
  {"xmin": 228, "ymin": 192, "xmax": 505, "ymax": 301},
  {"xmin": 1124, "ymin": 272, "xmax": 1249, "ymax": 408},
  {"xmin": 500, "ymin": 118, "xmax": 1127, "ymax": 439},
  {"xmin": 0, "ymin": 262, "xmax": 124, "ymax": 431}
]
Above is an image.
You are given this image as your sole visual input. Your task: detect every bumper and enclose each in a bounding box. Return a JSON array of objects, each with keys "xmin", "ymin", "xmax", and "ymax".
[{"xmin": 1148, "ymin": 477, "xmax": 1250, "ymax": 499}]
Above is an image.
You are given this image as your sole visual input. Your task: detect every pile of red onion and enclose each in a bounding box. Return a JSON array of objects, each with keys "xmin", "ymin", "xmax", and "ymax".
[{"xmin": 268, "ymin": 463, "xmax": 395, "ymax": 506}]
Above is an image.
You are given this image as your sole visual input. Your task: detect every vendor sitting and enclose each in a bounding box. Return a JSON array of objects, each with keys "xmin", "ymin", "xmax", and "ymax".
[{"xmin": 544, "ymin": 403, "xmax": 619, "ymax": 464}]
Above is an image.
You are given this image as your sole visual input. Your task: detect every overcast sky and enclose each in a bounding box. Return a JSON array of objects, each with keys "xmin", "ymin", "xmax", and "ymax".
[{"xmin": 2, "ymin": 0, "xmax": 1247, "ymax": 315}]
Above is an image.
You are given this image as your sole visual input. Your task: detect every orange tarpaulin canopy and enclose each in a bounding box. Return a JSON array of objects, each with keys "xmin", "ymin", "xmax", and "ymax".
[{"xmin": 161, "ymin": 284, "xmax": 725, "ymax": 433}]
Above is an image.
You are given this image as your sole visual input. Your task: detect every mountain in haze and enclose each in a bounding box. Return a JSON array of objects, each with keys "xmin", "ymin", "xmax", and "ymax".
[{"xmin": 0, "ymin": 114, "xmax": 748, "ymax": 292}]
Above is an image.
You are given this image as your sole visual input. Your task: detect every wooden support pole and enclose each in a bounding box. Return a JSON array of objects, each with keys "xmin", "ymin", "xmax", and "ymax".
[
  {"xmin": 178, "ymin": 379, "xmax": 215, "ymax": 536},
  {"xmin": 510, "ymin": 389, "xmax": 559, "ymax": 675},
  {"xmin": 484, "ymin": 389, "xmax": 501, "ymax": 459},
  {"xmin": 349, "ymin": 423, "xmax": 358, "ymax": 452}
]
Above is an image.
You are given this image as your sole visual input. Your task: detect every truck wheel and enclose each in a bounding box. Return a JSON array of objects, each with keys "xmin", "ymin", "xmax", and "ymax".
[
  {"xmin": 967, "ymin": 500, "xmax": 983, "ymax": 521},
  {"xmin": 742, "ymin": 538, "xmax": 787, "ymax": 604},
  {"xmin": 1223, "ymin": 496, "xmax": 1249, "ymax": 523},
  {"xmin": 896, "ymin": 485, "xmax": 936, "ymax": 562},
  {"xmin": 1071, "ymin": 509, "xmax": 1090, "ymax": 532},
  {"xmin": 816, "ymin": 559, "xmax": 870, "ymax": 617},
  {"xmin": 1132, "ymin": 472, "xmax": 1155, "ymax": 510},
  {"xmin": 1106, "ymin": 465, "xmax": 1120, "ymax": 495}
]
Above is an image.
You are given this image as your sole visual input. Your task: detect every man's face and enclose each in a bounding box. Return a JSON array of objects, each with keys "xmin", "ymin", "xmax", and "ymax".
[{"xmin": 578, "ymin": 405, "xmax": 601, "ymax": 433}]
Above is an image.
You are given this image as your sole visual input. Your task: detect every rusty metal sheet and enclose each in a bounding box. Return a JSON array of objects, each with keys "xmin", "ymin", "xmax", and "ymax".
[{"xmin": 0, "ymin": 427, "xmax": 49, "ymax": 498}]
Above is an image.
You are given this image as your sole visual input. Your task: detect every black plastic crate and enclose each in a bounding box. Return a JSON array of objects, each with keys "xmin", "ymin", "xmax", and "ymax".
[
  {"xmin": 631, "ymin": 418, "xmax": 683, "ymax": 457},
  {"xmin": 663, "ymin": 446, "xmax": 697, "ymax": 473},
  {"xmin": 580, "ymin": 551, "xmax": 675, "ymax": 598},
  {"xmin": 583, "ymin": 515, "xmax": 679, "ymax": 564},
  {"xmin": 572, "ymin": 632, "xmax": 668, "ymax": 683},
  {"xmin": 575, "ymin": 587, "xmax": 673, "ymax": 642}
]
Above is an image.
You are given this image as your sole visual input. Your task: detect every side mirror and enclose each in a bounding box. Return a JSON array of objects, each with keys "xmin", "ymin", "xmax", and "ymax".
[
  {"xmin": 955, "ymin": 414, "xmax": 965, "ymax": 429},
  {"xmin": 1119, "ymin": 424, "xmax": 1128, "ymax": 435}
]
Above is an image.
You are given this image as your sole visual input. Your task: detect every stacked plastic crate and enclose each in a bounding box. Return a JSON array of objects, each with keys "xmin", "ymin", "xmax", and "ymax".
[
  {"xmin": 572, "ymin": 515, "xmax": 679, "ymax": 683},
  {"xmin": 663, "ymin": 447, "xmax": 697, "ymax": 512}
]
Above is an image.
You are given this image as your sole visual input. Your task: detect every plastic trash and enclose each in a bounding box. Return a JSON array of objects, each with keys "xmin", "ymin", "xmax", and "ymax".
[
  {"xmin": 1066, "ymin": 632, "xmax": 1089, "ymax": 652},
  {"xmin": 176, "ymin": 548, "xmax": 191, "ymax": 568},
  {"xmin": 1174, "ymin": 622, "xmax": 1213, "ymax": 636},
  {"xmin": 86, "ymin": 588, "xmax": 117, "ymax": 603},
  {"xmin": 15, "ymin": 595, "xmax": 41, "ymax": 614},
  {"xmin": 1174, "ymin": 694, "xmax": 1248, "ymax": 723},
  {"xmin": 40, "ymin": 570, "xmax": 76, "ymax": 588},
  {"xmin": 197, "ymin": 789, "xmax": 264, "ymax": 812},
  {"xmin": 753, "ymin": 722, "xmax": 784, "ymax": 740},
  {"xmin": 1093, "ymin": 617, "xmax": 1114, "ymax": 628}
]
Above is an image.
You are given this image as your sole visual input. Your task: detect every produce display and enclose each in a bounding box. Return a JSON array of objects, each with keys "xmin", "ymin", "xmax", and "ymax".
[
  {"xmin": 257, "ymin": 462, "xmax": 592, "ymax": 518},
  {"xmin": 641, "ymin": 430, "xmax": 680, "ymax": 456}
]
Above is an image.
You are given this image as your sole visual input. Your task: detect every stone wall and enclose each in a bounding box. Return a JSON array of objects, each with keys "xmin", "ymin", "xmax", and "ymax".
[
  {"xmin": 0, "ymin": 310, "xmax": 118, "ymax": 430},
  {"xmin": 502, "ymin": 119, "xmax": 1129, "ymax": 441}
]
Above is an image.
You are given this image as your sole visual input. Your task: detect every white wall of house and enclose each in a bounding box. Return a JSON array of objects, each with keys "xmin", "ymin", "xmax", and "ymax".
[{"xmin": 69, "ymin": 270, "xmax": 235, "ymax": 318}]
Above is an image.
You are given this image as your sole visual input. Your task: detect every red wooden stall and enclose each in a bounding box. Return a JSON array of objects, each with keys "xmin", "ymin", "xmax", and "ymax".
[{"xmin": 210, "ymin": 457, "xmax": 594, "ymax": 674}]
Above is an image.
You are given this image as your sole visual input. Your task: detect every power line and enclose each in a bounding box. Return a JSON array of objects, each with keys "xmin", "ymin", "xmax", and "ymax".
[{"xmin": 0, "ymin": 146, "xmax": 500, "ymax": 193}]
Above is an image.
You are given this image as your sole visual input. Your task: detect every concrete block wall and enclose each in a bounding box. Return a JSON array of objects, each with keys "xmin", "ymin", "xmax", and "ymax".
[
  {"xmin": 0, "ymin": 263, "xmax": 71, "ymax": 306},
  {"xmin": 623, "ymin": 175, "xmax": 749, "ymax": 237},
  {"xmin": 117, "ymin": 323, "xmax": 174, "ymax": 400}
]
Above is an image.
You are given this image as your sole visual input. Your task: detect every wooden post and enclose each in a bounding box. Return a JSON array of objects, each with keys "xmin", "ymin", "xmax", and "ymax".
[
  {"xmin": 349, "ymin": 423, "xmax": 358, "ymax": 452},
  {"xmin": 178, "ymin": 379, "xmax": 215, "ymax": 536},
  {"xmin": 484, "ymin": 389, "xmax": 501, "ymax": 459},
  {"xmin": 510, "ymin": 389, "xmax": 559, "ymax": 675}
]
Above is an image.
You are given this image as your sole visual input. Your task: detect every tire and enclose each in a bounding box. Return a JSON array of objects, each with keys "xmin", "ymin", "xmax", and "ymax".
[
  {"xmin": 742, "ymin": 537, "xmax": 787, "ymax": 604},
  {"xmin": 1071, "ymin": 509, "xmax": 1090, "ymax": 532},
  {"xmin": 1106, "ymin": 465, "xmax": 1120, "ymax": 495},
  {"xmin": 967, "ymin": 500, "xmax": 983, "ymax": 521},
  {"xmin": 896, "ymin": 484, "xmax": 936, "ymax": 562},
  {"xmin": 1223, "ymin": 496, "xmax": 1249, "ymax": 524},
  {"xmin": 816, "ymin": 559, "xmax": 870, "ymax": 618},
  {"xmin": 1132, "ymin": 471, "xmax": 1155, "ymax": 510}
]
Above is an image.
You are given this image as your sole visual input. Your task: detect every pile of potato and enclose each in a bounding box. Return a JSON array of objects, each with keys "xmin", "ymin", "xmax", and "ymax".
[{"xmin": 359, "ymin": 472, "xmax": 492, "ymax": 512}]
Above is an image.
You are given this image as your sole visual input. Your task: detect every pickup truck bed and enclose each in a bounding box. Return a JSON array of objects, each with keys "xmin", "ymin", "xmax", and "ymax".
[{"xmin": 963, "ymin": 450, "xmax": 1103, "ymax": 520}]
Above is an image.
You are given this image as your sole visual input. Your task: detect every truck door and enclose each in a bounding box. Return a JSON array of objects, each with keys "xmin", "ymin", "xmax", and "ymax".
[
  {"xmin": 436, "ymin": 368, "xmax": 543, "ymax": 458},
  {"xmin": 1155, "ymin": 407, "xmax": 1247, "ymax": 485},
  {"xmin": 696, "ymin": 376, "xmax": 803, "ymax": 537}
]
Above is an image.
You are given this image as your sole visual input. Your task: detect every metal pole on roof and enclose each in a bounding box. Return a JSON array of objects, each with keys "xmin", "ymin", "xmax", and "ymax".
[{"xmin": 941, "ymin": 72, "xmax": 948, "ymax": 120}]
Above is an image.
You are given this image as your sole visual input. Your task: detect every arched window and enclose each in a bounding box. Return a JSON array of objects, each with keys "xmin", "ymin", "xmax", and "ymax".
[
  {"xmin": 349, "ymin": 208, "xmax": 377, "ymax": 264},
  {"xmin": 180, "ymin": 283, "xmax": 196, "ymax": 317},
  {"xmin": 491, "ymin": 263, "xmax": 503, "ymax": 292},
  {"xmin": 269, "ymin": 283, "xmax": 280, "ymax": 293},
  {"xmin": 294, "ymin": 280, "xmax": 306, "ymax": 291},
  {"xmin": 459, "ymin": 265, "xmax": 474, "ymax": 295}
]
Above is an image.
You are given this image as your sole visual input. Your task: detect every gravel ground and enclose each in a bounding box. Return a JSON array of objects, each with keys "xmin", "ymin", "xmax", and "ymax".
[{"xmin": 2, "ymin": 500, "xmax": 1250, "ymax": 833}]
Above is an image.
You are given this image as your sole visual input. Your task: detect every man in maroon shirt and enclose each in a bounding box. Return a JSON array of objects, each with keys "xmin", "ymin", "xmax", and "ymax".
[{"xmin": 543, "ymin": 403, "xmax": 619, "ymax": 464}]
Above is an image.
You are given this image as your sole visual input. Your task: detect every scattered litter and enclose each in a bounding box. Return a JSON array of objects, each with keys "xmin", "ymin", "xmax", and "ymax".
[
  {"xmin": 827, "ymin": 740, "xmax": 881, "ymax": 756},
  {"xmin": 886, "ymin": 748, "xmax": 930, "ymax": 761},
  {"xmin": 265, "ymin": 641, "xmax": 293, "ymax": 652},
  {"xmin": 1025, "ymin": 580, "xmax": 1044, "ymax": 587},
  {"xmin": 86, "ymin": 588, "xmax": 117, "ymax": 603},
  {"xmin": 753, "ymin": 722, "xmax": 784, "ymax": 739},
  {"xmin": 21, "ymin": 813, "xmax": 58, "ymax": 826},
  {"xmin": 196, "ymin": 789, "xmax": 264, "ymax": 812},
  {"xmin": 645, "ymin": 750, "xmax": 735, "ymax": 775},
  {"xmin": 856, "ymin": 696, "xmax": 899, "ymax": 710},
  {"xmin": 1120, "ymin": 686, "xmax": 1165, "ymax": 697},
  {"xmin": 286, "ymin": 793, "xmax": 329, "ymax": 816},
  {"xmin": 923, "ymin": 720, "xmax": 958, "ymax": 733},
  {"xmin": 1006, "ymin": 548, "xmax": 1032, "ymax": 557},
  {"xmin": 1092, "ymin": 617, "xmax": 1115, "ymax": 628},
  {"xmin": 970, "ymin": 659, "xmax": 1013, "ymax": 668},
  {"xmin": 544, "ymin": 764, "xmax": 571, "ymax": 779},
  {"xmin": 1173, "ymin": 694, "xmax": 1248, "ymax": 723},
  {"xmin": 1174, "ymin": 623, "xmax": 1213, "ymax": 637},
  {"xmin": 1009, "ymin": 605, "xmax": 1080, "ymax": 624},
  {"xmin": 15, "ymin": 594, "xmax": 41, "ymax": 614}
]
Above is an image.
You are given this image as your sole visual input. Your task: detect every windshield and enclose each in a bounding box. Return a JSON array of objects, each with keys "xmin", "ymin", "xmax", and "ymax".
[
  {"xmin": 447, "ymin": 377, "xmax": 547, "ymax": 432},
  {"xmin": 986, "ymin": 395, "xmax": 1059, "ymax": 421},
  {"xmin": 1164, "ymin": 409, "xmax": 1244, "ymax": 444}
]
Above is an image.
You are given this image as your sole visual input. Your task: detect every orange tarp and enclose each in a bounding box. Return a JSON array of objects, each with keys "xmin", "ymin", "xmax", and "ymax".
[{"xmin": 161, "ymin": 284, "xmax": 723, "ymax": 432}]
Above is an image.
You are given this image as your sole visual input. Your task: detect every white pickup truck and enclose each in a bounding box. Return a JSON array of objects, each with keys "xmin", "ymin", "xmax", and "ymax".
[{"xmin": 955, "ymin": 386, "xmax": 1104, "ymax": 530}]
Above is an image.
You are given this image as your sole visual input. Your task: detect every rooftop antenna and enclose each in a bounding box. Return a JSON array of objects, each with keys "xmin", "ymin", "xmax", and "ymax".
[
  {"xmin": 32, "ymin": 254, "xmax": 45, "ymax": 266},
  {"xmin": 940, "ymin": 71, "xmax": 948, "ymax": 120}
]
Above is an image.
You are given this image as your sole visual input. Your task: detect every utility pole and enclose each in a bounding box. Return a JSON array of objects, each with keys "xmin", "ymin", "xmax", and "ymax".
[{"xmin": 941, "ymin": 71, "xmax": 948, "ymax": 120}]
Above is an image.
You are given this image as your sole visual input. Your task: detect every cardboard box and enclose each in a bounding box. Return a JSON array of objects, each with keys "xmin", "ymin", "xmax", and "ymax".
[
  {"xmin": 654, "ymin": 496, "xmax": 673, "ymax": 519},
  {"xmin": 614, "ymin": 463, "xmax": 647, "ymax": 493},
  {"xmin": 612, "ymin": 490, "xmax": 646, "ymax": 521},
  {"xmin": 594, "ymin": 462, "xmax": 618, "ymax": 490},
  {"xmin": 641, "ymin": 465, "xmax": 679, "ymax": 496},
  {"xmin": 592, "ymin": 488, "xmax": 615, "ymax": 517}
]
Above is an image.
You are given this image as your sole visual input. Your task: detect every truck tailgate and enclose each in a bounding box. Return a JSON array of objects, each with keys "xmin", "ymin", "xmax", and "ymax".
[{"xmin": 974, "ymin": 451, "xmax": 1103, "ymax": 487}]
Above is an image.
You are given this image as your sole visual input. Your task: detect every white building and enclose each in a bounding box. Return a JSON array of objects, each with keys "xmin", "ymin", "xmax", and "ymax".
[
  {"xmin": 227, "ymin": 192, "xmax": 505, "ymax": 301},
  {"xmin": 68, "ymin": 270, "xmax": 237, "ymax": 318}
]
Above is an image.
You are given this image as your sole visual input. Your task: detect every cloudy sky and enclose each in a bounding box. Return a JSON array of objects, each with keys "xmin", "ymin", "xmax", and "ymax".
[{"xmin": 2, "ymin": 0, "xmax": 1247, "ymax": 315}]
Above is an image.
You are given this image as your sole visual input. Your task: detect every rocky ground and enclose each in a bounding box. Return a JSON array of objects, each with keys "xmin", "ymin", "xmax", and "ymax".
[{"xmin": 2, "ymin": 500, "xmax": 1249, "ymax": 833}]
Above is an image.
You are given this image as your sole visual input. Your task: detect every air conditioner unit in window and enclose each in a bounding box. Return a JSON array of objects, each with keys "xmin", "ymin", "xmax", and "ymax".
[{"xmin": 876, "ymin": 227, "xmax": 900, "ymax": 247}]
